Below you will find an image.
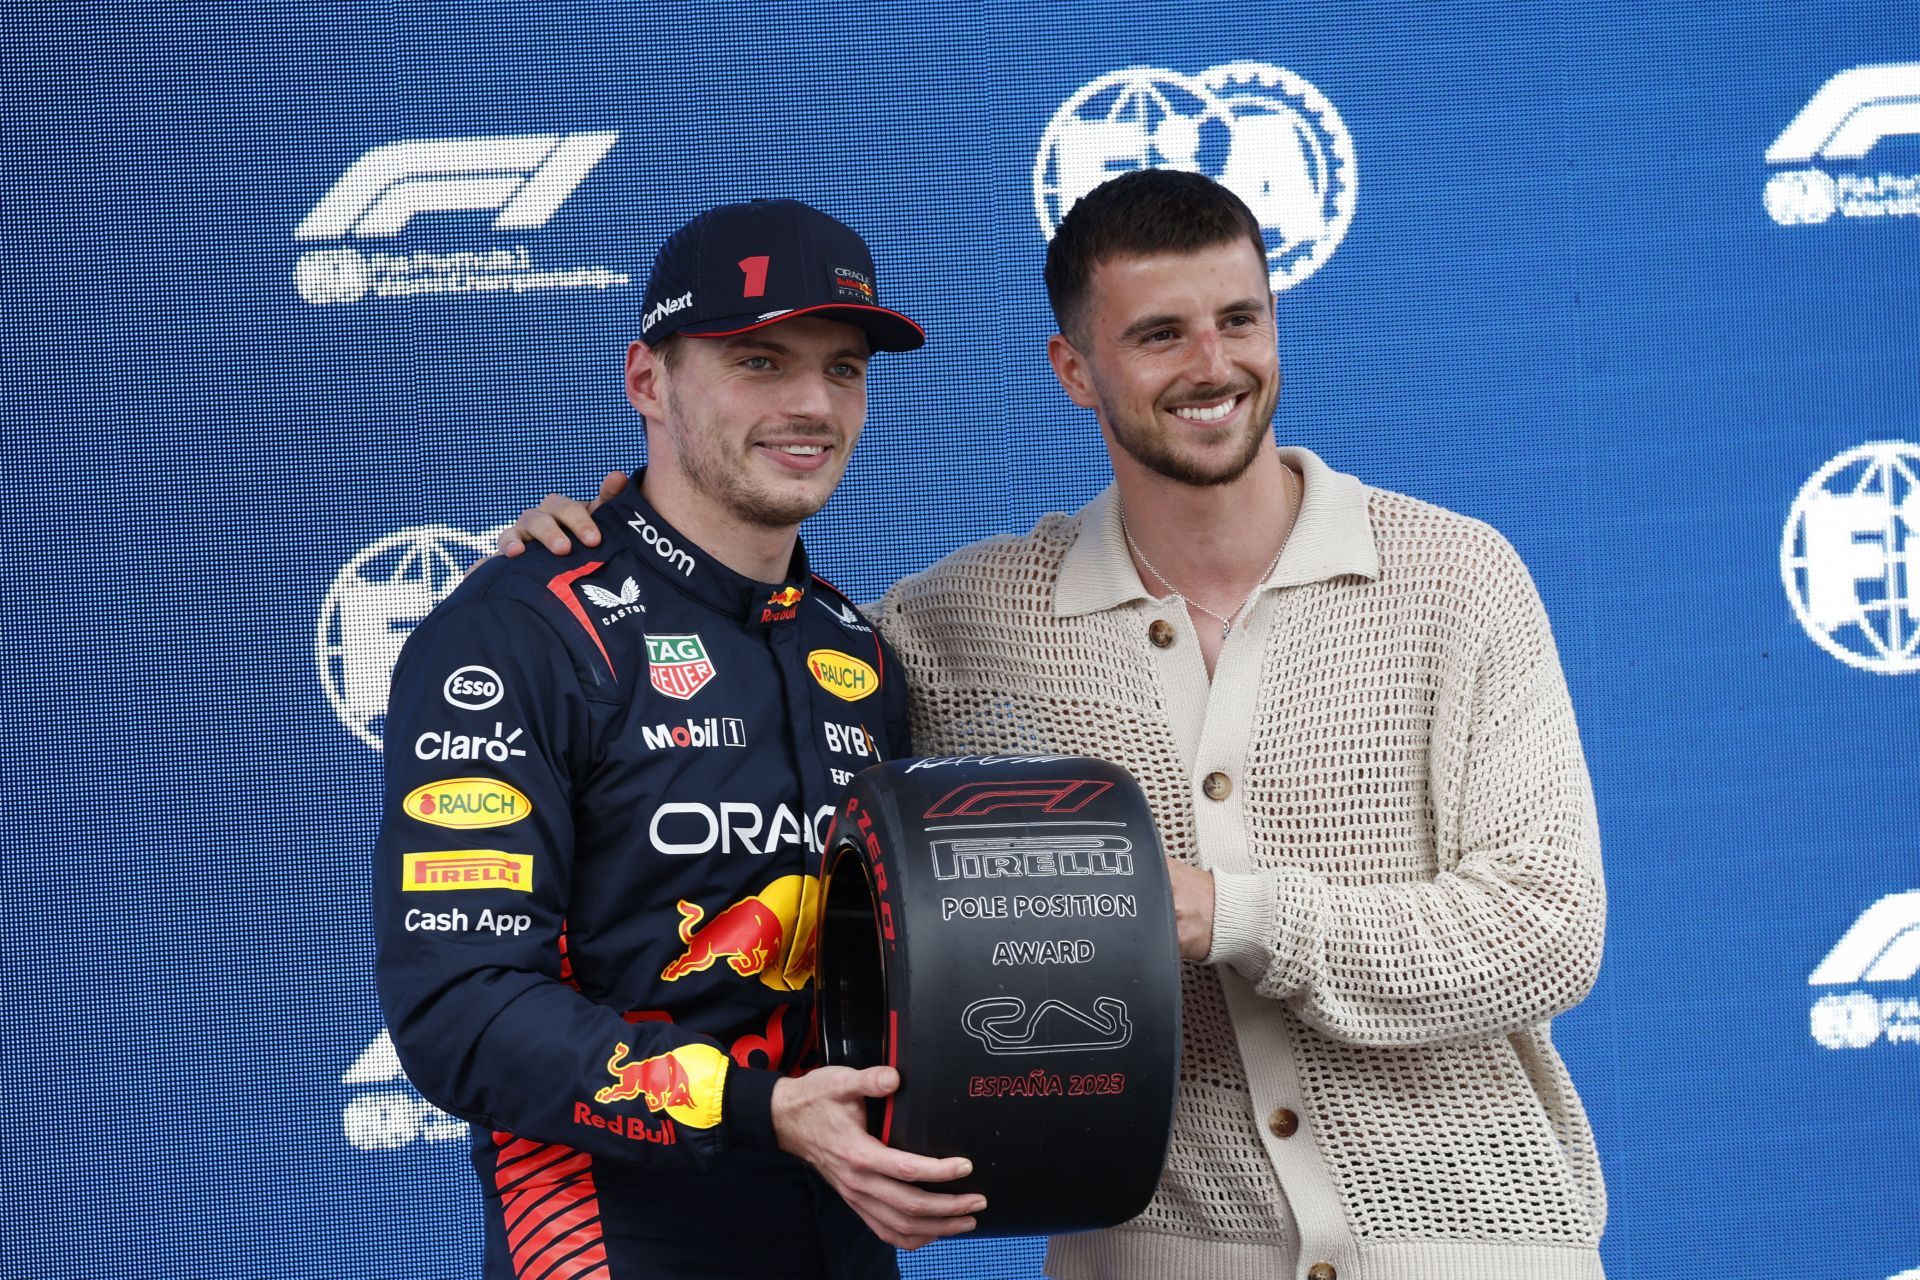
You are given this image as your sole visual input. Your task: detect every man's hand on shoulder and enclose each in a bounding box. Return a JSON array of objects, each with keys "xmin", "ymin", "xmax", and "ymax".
[
  {"xmin": 771, "ymin": 1065, "xmax": 983, "ymax": 1250},
  {"xmin": 498, "ymin": 469, "xmax": 630, "ymax": 557}
]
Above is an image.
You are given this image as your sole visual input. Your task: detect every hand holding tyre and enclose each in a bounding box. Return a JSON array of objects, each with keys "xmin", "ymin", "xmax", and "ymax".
[{"xmin": 772, "ymin": 1065, "xmax": 983, "ymax": 1249}]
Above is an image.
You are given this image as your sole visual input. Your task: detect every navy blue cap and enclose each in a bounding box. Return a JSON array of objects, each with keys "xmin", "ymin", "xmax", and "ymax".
[{"xmin": 638, "ymin": 199, "xmax": 925, "ymax": 352}]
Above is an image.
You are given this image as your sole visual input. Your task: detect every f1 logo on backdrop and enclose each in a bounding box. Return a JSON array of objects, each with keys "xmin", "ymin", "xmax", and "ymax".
[
  {"xmin": 1034, "ymin": 63, "xmax": 1356, "ymax": 291},
  {"xmin": 293, "ymin": 131, "xmax": 630, "ymax": 305},
  {"xmin": 1809, "ymin": 891, "xmax": 1920, "ymax": 1050},
  {"xmin": 1780, "ymin": 441, "xmax": 1920, "ymax": 675},
  {"xmin": 296, "ymin": 132, "xmax": 618, "ymax": 240},
  {"xmin": 1764, "ymin": 63, "xmax": 1920, "ymax": 226},
  {"xmin": 316, "ymin": 525, "xmax": 499, "ymax": 750}
]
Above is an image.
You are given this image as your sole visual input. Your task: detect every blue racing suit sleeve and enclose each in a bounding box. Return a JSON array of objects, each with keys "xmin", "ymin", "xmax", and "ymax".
[{"xmin": 373, "ymin": 591, "xmax": 774, "ymax": 1166}]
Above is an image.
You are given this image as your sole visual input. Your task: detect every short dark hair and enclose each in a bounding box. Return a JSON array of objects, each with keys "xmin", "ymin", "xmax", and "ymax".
[
  {"xmin": 1044, "ymin": 169, "xmax": 1267, "ymax": 343},
  {"xmin": 650, "ymin": 333, "xmax": 684, "ymax": 369}
]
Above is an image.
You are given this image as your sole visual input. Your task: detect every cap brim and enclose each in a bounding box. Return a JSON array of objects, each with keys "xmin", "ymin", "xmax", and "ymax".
[{"xmin": 677, "ymin": 303, "xmax": 926, "ymax": 353}]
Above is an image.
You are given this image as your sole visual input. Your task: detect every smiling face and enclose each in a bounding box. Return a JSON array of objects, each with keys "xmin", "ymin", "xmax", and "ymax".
[
  {"xmin": 630, "ymin": 314, "xmax": 871, "ymax": 529},
  {"xmin": 1048, "ymin": 238, "xmax": 1279, "ymax": 488}
]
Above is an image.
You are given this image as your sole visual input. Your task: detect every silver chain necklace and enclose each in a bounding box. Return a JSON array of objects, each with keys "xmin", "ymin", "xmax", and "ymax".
[{"xmin": 1119, "ymin": 468, "xmax": 1301, "ymax": 640}]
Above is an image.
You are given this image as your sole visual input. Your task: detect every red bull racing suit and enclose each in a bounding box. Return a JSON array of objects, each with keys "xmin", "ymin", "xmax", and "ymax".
[{"xmin": 374, "ymin": 480, "xmax": 907, "ymax": 1279}]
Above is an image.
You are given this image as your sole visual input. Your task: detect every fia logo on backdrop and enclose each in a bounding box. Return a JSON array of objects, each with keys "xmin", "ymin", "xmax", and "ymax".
[
  {"xmin": 1765, "ymin": 63, "xmax": 1920, "ymax": 226},
  {"xmin": 1809, "ymin": 891, "xmax": 1920, "ymax": 1051},
  {"xmin": 316, "ymin": 525, "xmax": 499, "ymax": 750},
  {"xmin": 1780, "ymin": 442, "xmax": 1919, "ymax": 675},
  {"xmin": 294, "ymin": 131, "xmax": 631, "ymax": 304},
  {"xmin": 1034, "ymin": 64, "xmax": 1356, "ymax": 292}
]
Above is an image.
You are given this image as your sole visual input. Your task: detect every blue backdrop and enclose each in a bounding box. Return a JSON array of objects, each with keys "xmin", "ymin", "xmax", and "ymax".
[{"xmin": 20, "ymin": 2, "xmax": 1918, "ymax": 1276}]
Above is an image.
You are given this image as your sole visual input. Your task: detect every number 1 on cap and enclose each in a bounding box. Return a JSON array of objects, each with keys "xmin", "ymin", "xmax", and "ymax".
[{"xmin": 738, "ymin": 256, "xmax": 770, "ymax": 299}]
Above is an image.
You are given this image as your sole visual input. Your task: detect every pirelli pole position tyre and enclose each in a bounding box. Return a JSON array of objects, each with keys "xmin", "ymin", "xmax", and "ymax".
[{"xmin": 817, "ymin": 755, "xmax": 1181, "ymax": 1237}]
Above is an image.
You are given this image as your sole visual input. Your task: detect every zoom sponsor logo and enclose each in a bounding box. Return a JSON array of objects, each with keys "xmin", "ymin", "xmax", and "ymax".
[
  {"xmin": 628, "ymin": 512, "xmax": 696, "ymax": 576},
  {"xmin": 1808, "ymin": 891, "xmax": 1920, "ymax": 1050},
  {"xmin": 340, "ymin": 1030, "xmax": 467, "ymax": 1152},
  {"xmin": 1765, "ymin": 64, "xmax": 1920, "ymax": 225},
  {"xmin": 294, "ymin": 132, "xmax": 629, "ymax": 304}
]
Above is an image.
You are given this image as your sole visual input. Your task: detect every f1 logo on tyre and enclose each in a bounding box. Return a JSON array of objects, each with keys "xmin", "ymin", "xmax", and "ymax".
[{"xmin": 923, "ymin": 778, "xmax": 1112, "ymax": 819}]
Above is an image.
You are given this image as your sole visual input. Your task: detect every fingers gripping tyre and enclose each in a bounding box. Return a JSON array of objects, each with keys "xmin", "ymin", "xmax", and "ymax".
[{"xmin": 816, "ymin": 755, "xmax": 1182, "ymax": 1236}]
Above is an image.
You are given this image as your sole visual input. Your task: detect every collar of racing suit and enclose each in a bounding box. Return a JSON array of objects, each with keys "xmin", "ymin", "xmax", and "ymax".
[{"xmin": 601, "ymin": 472, "xmax": 817, "ymax": 628}]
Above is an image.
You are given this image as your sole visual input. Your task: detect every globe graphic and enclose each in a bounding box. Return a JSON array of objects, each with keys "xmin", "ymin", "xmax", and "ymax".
[
  {"xmin": 1034, "ymin": 64, "xmax": 1356, "ymax": 292},
  {"xmin": 1780, "ymin": 440, "xmax": 1920, "ymax": 674},
  {"xmin": 316, "ymin": 524, "xmax": 497, "ymax": 749}
]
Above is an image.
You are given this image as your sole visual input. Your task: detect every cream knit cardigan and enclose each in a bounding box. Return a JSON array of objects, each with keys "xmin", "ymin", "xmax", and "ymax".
[{"xmin": 872, "ymin": 448, "xmax": 1607, "ymax": 1280}]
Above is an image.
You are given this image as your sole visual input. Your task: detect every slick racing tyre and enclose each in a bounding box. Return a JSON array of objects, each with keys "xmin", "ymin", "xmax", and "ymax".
[{"xmin": 817, "ymin": 755, "xmax": 1181, "ymax": 1236}]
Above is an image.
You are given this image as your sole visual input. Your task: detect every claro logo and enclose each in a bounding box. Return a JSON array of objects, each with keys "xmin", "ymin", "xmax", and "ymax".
[{"xmin": 402, "ymin": 778, "xmax": 532, "ymax": 829}]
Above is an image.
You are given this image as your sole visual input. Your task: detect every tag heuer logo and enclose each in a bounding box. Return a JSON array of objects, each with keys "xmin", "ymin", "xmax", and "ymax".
[{"xmin": 646, "ymin": 634, "xmax": 716, "ymax": 700}]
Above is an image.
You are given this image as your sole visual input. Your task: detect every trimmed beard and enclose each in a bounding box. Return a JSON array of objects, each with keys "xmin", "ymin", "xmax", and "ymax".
[{"xmin": 1102, "ymin": 378, "xmax": 1278, "ymax": 488}]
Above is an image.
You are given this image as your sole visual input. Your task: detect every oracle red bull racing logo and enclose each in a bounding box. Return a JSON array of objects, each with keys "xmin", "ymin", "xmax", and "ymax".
[
  {"xmin": 646, "ymin": 634, "xmax": 716, "ymax": 700},
  {"xmin": 593, "ymin": 1042, "xmax": 727, "ymax": 1129},
  {"xmin": 660, "ymin": 873, "xmax": 822, "ymax": 992}
]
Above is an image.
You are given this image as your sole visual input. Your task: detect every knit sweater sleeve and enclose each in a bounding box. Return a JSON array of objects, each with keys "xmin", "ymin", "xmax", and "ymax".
[{"xmin": 1208, "ymin": 534, "xmax": 1606, "ymax": 1048}]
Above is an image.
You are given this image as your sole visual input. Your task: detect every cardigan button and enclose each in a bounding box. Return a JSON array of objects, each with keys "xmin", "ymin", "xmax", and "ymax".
[
  {"xmin": 1307, "ymin": 1265, "xmax": 1337, "ymax": 1280},
  {"xmin": 1267, "ymin": 1108, "xmax": 1298, "ymax": 1138},
  {"xmin": 1147, "ymin": 619, "xmax": 1175, "ymax": 648},
  {"xmin": 1202, "ymin": 771, "xmax": 1231, "ymax": 801}
]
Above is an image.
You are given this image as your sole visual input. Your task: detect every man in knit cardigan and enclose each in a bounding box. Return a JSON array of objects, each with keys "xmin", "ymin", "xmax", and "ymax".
[{"xmin": 505, "ymin": 170, "xmax": 1608, "ymax": 1279}]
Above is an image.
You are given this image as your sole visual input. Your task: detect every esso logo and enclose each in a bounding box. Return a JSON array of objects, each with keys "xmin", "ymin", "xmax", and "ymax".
[{"xmin": 443, "ymin": 665, "xmax": 504, "ymax": 710}]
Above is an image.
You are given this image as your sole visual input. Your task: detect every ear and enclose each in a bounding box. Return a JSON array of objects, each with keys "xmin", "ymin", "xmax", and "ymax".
[
  {"xmin": 626, "ymin": 341, "xmax": 668, "ymax": 420},
  {"xmin": 1046, "ymin": 333, "xmax": 1101, "ymax": 411}
]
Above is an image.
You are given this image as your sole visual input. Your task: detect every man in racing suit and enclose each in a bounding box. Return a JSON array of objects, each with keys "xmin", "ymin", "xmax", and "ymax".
[{"xmin": 375, "ymin": 199, "xmax": 981, "ymax": 1280}]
